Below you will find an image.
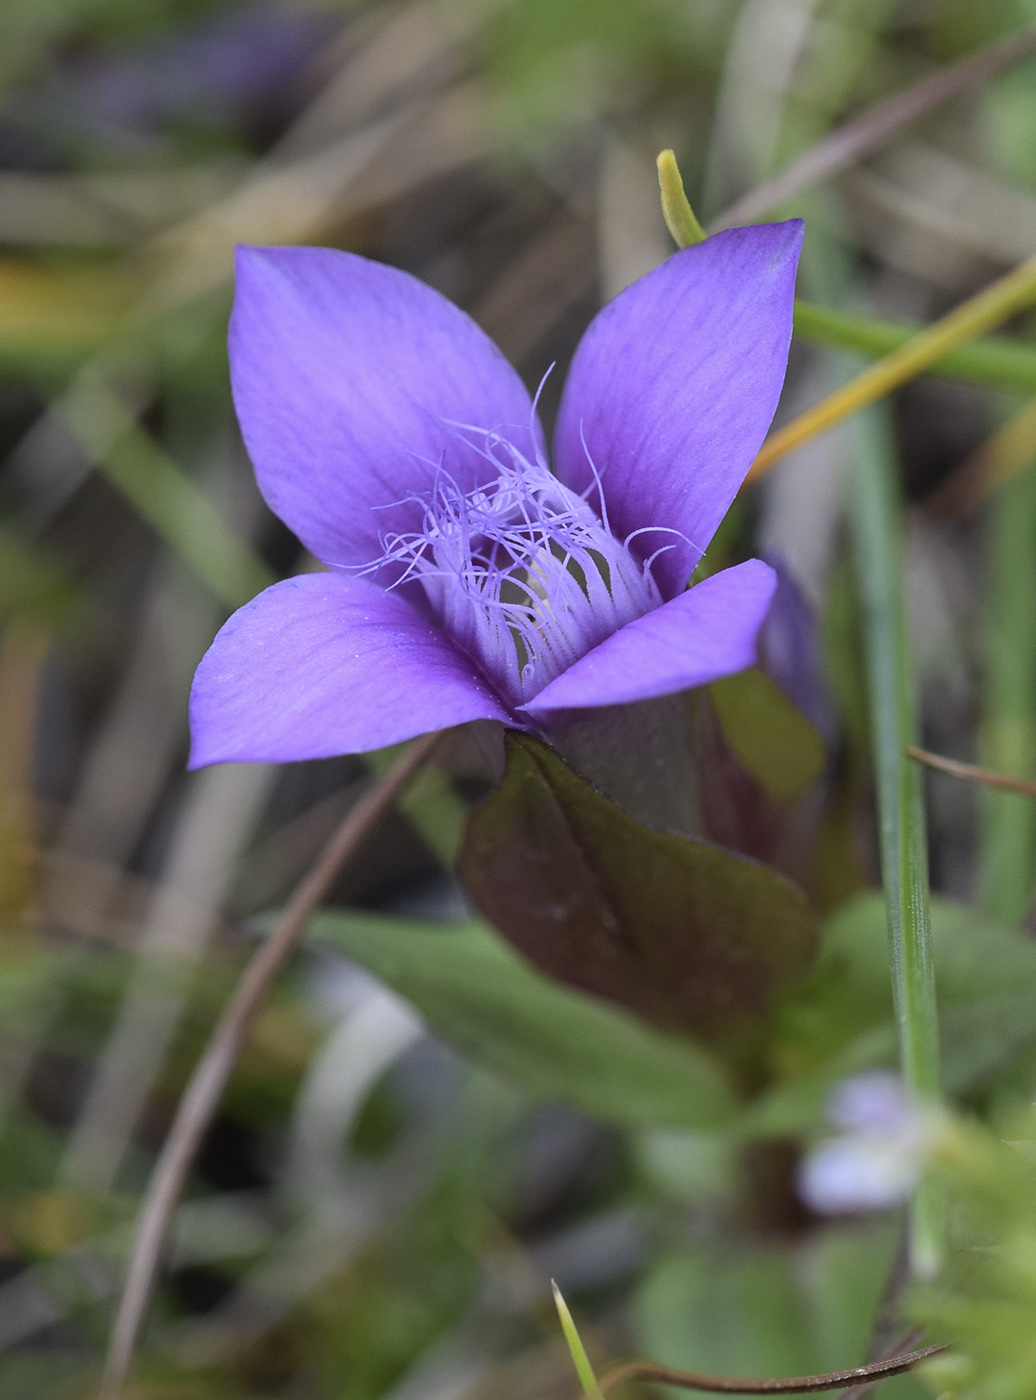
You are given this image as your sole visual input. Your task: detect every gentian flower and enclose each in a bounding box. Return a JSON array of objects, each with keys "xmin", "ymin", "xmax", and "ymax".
[{"xmin": 189, "ymin": 223, "xmax": 803, "ymax": 769}]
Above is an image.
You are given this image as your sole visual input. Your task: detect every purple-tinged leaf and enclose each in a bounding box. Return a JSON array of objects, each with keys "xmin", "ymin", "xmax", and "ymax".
[{"xmin": 459, "ymin": 733, "xmax": 817, "ymax": 1062}]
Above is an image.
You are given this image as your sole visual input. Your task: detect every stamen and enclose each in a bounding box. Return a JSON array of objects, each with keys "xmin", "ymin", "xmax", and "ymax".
[{"xmin": 352, "ymin": 433, "xmax": 663, "ymax": 707}]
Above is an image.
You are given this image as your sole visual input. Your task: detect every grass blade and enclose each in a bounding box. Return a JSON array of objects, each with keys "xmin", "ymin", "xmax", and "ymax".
[
  {"xmin": 978, "ymin": 464, "xmax": 1036, "ymax": 923},
  {"xmin": 749, "ymin": 252, "xmax": 1036, "ymax": 484},
  {"xmin": 553, "ymin": 1281, "xmax": 606, "ymax": 1400},
  {"xmin": 848, "ymin": 405, "xmax": 941, "ymax": 1278},
  {"xmin": 794, "ymin": 301, "xmax": 1036, "ymax": 396}
]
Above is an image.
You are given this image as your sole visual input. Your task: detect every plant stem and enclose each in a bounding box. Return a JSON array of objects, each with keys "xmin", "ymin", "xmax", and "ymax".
[
  {"xmin": 847, "ymin": 405, "xmax": 941, "ymax": 1278},
  {"xmin": 907, "ymin": 746, "xmax": 1036, "ymax": 799},
  {"xmin": 595, "ymin": 1342, "xmax": 947, "ymax": 1396}
]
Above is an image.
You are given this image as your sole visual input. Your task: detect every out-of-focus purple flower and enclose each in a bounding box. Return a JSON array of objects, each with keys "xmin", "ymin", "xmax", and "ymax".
[
  {"xmin": 797, "ymin": 1071, "xmax": 935, "ymax": 1214},
  {"xmin": 84, "ymin": 3, "xmax": 332, "ymax": 135},
  {"xmin": 758, "ymin": 555, "xmax": 837, "ymax": 745},
  {"xmin": 189, "ymin": 224, "xmax": 802, "ymax": 767},
  {"xmin": 2, "ymin": 3, "xmax": 334, "ymax": 166}
]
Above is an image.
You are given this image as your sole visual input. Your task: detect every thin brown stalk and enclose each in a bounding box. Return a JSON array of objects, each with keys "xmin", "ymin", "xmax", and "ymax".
[
  {"xmin": 99, "ymin": 729, "xmax": 445, "ymax": 1399},
  {"xmin": 709, "ymin": 23, "xmax": 1036, "ymax": 231},
  {"xmin": 838, "ymin": 1329, "xmax": 925, "ymax": 1400},
  {"xmin": 906, "ymin": 745, "xmax": 1036, "ymax": 798},
  {"xmin": 594, "ymin": 1342, "xmax": 947, "ymax": 1397}
]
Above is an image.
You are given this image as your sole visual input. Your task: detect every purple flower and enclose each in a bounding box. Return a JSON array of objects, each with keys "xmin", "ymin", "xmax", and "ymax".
[
  {"xmin": 189, "ymin": 224, "xmax": 803, "ymax": 768},
  {"xmin": 796, "ymin": 1071, "xmax": 934, "ymax": 1214},
  {"xmin": 758, "ymin": 555, "xmax": 838, "ymax": 745}
]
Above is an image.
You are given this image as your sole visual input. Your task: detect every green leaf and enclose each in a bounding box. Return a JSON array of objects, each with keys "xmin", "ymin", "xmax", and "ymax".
[
  {"xmin": 306, "ymin": 911, "xmax": 736, "ymax": 1130},
  {"xmin": 459, "ymin": 733, "xmax": 817, "ymax": 1056},
  {"xmin": 709, "ymin": 668, "xmax": 827, "ymax": 801},
  {"xmin": 635, "ymin": 1226, "xmax": 907, "ymax": 1381},
  {"xmin": 753, "ymin": 892, "xmax": 1036, "ymax": 1135},
  {"xmin": 826, "ymin": 893, "xmax": 1036, "ymax": 1090}
]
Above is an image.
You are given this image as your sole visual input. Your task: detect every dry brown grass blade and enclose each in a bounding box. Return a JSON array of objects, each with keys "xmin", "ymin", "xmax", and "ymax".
[
  {"xmin": 906, "ymin": 746, "xmax": 1036, "ymax": 797},
  {"xmin": 594, "ymin": 1342, "xmax": 947, "ymax": 1396},
  {"xmin": 99, "ymin": 729, "xmax": 445, "ymax": 1399},
  {"xmin": 710, "ymin": 22, "xmax": 1036, "ymax": 231},
  {"xmin": 60, "ymin": 763, "xmax": 276, "ymax": 1195}
]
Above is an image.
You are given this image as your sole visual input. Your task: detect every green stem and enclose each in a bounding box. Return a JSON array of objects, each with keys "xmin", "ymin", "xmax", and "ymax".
[
  {"xmin": 752, "ymin": 252, "xmax": 1036, "ymax": 481},
  {"xmin": 978, "ymin": 461, "xmax": 1036, "ymax": 924},
  {"xmin": 847, "ymin": 404, "xmax": 942, "ymax": 1279},
  {"xmin": 794, "ymin": 301, "xmax": 1036, "ymax": 395}
]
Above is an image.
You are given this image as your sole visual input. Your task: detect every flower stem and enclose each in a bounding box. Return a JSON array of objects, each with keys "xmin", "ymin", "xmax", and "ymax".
[
  {"xmin": 847, "ymin": 405, "xmax": 941, "ymax": 1279},
  {"xmin": 594, "ymin": 1341, "xmax": 947, "ymax": 1395}
]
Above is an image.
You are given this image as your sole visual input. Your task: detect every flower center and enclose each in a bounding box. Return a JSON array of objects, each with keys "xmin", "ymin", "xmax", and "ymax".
[{"xmin": 363, "ymin": 432, "xmax": 664, "ymax": 708}]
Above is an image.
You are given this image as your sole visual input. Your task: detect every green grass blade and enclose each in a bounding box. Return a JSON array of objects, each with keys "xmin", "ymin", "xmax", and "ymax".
[
  {"xmin": 795, "ymin": 300, "xmax": 1036, "ymax": 394},
  {"xmin": 848, "ymin": 404, "xmax": 942, "ymax": 1278},
  {"xmin": 979, "ymin": 462, "xmax": 1036, "ymax": 923},
  {"xmin": 553, "ymin": 1282, "xmax": 606, "ymax": 1400},
  {"xmin": 55, "ymin": 361, "xmax": 273, "ymax": 611},
  {"xmin": 100, "ymin": 425, "xmax": 274, "ymax": 610}
]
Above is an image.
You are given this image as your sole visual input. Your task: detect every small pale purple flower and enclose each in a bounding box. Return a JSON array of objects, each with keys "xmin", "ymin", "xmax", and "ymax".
[
  {"xmin": 189, "ymin": 223, "xmax": 803, "ymax": 767},
  {"xmin": 797, "ymin": 1071, "xmax": 935, "ymax": 1214}
]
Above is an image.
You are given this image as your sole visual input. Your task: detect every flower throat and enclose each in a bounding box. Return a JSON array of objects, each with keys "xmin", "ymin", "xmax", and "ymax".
[{"xmin": 363, "ymin": 434, "xmax": 664, "ymax": 708}]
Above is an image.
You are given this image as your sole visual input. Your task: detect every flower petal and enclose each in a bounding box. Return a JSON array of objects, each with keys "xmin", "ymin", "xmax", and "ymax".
[
  {"xmin": 189, "ymin": 573, "xmax": 513, "ymax": 767},
  {"xmin": 230, "ymin": 246, "xmax": 539, "ymax": 569},
  {"xmin": 521, "ymin": 559, "xmax": 777, "ymax": 715},
  {"xmin": 553, "ymin": 223, "xmax": 803, "ymax": 597}
]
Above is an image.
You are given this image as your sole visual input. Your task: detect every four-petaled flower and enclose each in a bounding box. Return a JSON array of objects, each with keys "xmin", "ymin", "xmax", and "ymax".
[{"xmin": 189, "ymin": 221, "xmax": 803, "ymax": 768}]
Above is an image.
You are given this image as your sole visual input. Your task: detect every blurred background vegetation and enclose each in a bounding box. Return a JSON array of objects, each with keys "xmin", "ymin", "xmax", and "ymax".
[{"xmin": 2, "ymin": 0, "xmax": 1036, "ymax": 1396}]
